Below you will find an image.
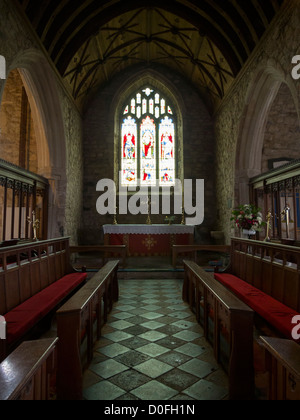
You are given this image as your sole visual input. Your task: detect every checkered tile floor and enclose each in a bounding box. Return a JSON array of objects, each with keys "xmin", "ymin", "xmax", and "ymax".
[{"xmin": 82, "ymin": 279, "xmax": 229, "ymax": 400}]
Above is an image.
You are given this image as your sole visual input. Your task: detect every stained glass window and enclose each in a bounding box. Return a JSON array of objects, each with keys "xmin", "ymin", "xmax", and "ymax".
[{"xmin": 121, "ymin": 87, "xmax": 176, "ymax": 187}]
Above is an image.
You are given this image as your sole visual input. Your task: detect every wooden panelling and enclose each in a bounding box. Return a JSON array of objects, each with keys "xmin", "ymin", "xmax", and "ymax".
[
  {"xmin": 231, "ymin": 238, "xmax": 300, "ymax": 312},
  {"xmin": 261, "ymin": 336, "xmax": 300, "ymax": 400},
  {"xmin": 40, "ymin": 258, "xmax": 50, "ymax": 289},
  {"xmin": 183, "ymin": 260, "xmax": 254, "ymax": 400},
  {"xmin": 0, "ymin": 274, "xmax": 6, "ymax": 314},
  {"xmin": 284, "ymin": 270, "xmax": 299, "ymax": 310},
  {"xmin": 30, "ymin": 261, "xmax": 41, "ymax": 295},
  {"xmin": 0, "ymin": 338, "xmax": 58, "ymax": 401},
  {"xmin": 19, "ymin": 263, "xmax": 31, "ymax": 302},
  {"xmin": 5, "ymin": 270, "xmax": 20, "ymax": 311},
  {"xmin": 56, "ymin": 261, "xmax": 119, "ymax": 400}
]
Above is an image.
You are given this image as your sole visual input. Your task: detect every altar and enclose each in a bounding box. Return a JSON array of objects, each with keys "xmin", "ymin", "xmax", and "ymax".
[{"xmin": 103, "ymin": 224, "xmax": 194, "ymax": 257}]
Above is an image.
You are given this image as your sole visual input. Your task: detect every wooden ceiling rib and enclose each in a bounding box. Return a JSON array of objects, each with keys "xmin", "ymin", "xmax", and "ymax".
[{"xmin": 17, "ymin": 0, "xmax": 284, "ymax": 112}]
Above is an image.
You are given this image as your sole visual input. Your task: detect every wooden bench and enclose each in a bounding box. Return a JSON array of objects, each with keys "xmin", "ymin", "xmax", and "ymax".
[
  {"xmin": 0, "ymin": 238, "xmax": 87, "ymax": 362},
  {"xmin": 183, "ymin": 260, "xmax": 254, "ymax": 400},
  {"xmin": 0, "ymin": 338, "xmax": 58, "ymax": 400},
  {"xmin": 214, "ymin": 238, "xmax": 300, "ymax": 342},
  {"xmin": 172, "ymin": 244, "xmax": 230, "ymax": 269},
  {"xmin": 56, "ymin": 260, "xmax": 119, "ymax": 400},
  {"xmin": 70, "ymin": 245, "xmax": 127, "ymax": 269},
  {"xmin": 261, "ymin": 336, "xmax": 300, "ymax": 400}
]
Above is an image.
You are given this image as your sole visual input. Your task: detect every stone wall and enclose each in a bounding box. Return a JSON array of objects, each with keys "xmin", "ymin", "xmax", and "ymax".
[
  {"xmin": 262, "ymin": 82, "xmax": 300, "ymax": 172},
  {"xmin": 214, "ymin": 0, "xmax": 300, "ymax": 243},
  {"xmin": 0, "ymin": 69, "xmax": 37, "ymax": 173},
  {"xmin": 0, "ymin": 0, "xmax": 83, "ymax": 244},
  {"xmin": 82, "ymin": 65, "xmax": 216, "ymax": 244}
]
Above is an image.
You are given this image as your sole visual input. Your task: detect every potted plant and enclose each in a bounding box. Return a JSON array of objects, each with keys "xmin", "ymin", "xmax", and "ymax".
[{"xmin": 231, "ymin": 204, "xmax": 265, "ymax": 238}]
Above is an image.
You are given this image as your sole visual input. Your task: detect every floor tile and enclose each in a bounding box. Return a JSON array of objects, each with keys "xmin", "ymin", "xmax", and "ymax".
[
  {"xmin": 109, "ymin": 320, "xmax": 134, "ymax": 330},
  {"xmin": 103, "ymin": 331, "xmax": 133, "ymax": 342},
  {"xmin": 90, "ymin": 359, "xmax": 129, "ymax": 379},
  {"xmin": 140, "ymin": 320, "xmax": 165, "ymax": 330},
  {"xmin": 143, "ymin": 305, "xmax": 161, "ymax": 311},
  {"xmin": 109, "ymin": 370, "xmax": 151, "ymax": 392},
  {"xmin": 171, "ymin": 320, "xmax": 197, "ymax": 330},
  {"xmin": 140, "ymin": 312, "xmax": 164, "ymax": 320},
  {"xmin": 178, "ymin": 359, "xmax": 216, "ymax": 379},
  {"xmin": 183, "ymin": 379, "xmax": 228, "ymax": 400},
  {"xmin": 131, "ymin": 380, "xmax": 178, "ymax": 400},
  {"xmin": 111, "ymin": 312, "xmax": 134, "ymax": 320},
  {"xmin": 157, "ymin": 351, "xmax": 192, "ymax": 368},
  {"xmin": 134, "ymin": 359, "xmax": 173, "ymax": 378},
  {"xmin": 159, "ymin": 368, "xmax": 199, "ymax": 392},
  {"xmin": 138, "ymin": 331, "xmax": 167, "ymax": 342},
  {"xmin": 84, "ymin": 380, "xmax": 126, "ymax": 401},
  {"xmin": 114, "ymin": 350, "xmax": 150, "ymax": 367},
  {"xmin": 137, "ymin": 343, "xmax": 170, "ymax": 357},
  {"xmin": 175, "ymin": 343, "xmax": 207, "ymax": 358},
  {"xmin": 169, "ymin": 311, "xmax": 191, "ymax": 319},
  {"xmin": 98, "ymin": 343, "xmax": 129, "ymax": 358},
  {"xmin": 172, "ymin": 330, "xmax": 202, "ymax": 342},
  {"xmin": 121, "ymin": 336, "xmax": 149, "ymax": 350}
]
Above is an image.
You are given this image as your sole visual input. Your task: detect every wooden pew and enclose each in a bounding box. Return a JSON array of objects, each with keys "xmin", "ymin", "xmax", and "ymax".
[
  {"xmin": 172, "ymin": 244, "xmax": 230, "ymax": 268},
  {"xmin": 56, "ymin": 260, "xmax": 119, "ymax": 400},
  {"xmin": 0, "ymin": 338, "xmax": 58, "ymax": 400},
  {"xmin": 261, "ymin": 336, "xmax": 300, "ymax": 400},
  {"xmin": 70, "ymin": 244, "xmax": 127, "ymax": 269},
  {"xmin": 229, "ymin": 238, "xmax": 300, "ymax": 312},
  {"xmin": 0, "ymin": 237, "xmax": 87, "ymax": 362},
  {"xmin": 213, "ymin": 238, "xmax": 300, "ymax": 343},
  {"xmin": 183, "ymin": 260, "xmax": 254, "ymax": 400}
]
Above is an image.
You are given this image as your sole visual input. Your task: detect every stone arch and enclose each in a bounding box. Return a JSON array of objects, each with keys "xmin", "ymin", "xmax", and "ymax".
[
  {"xmin": 112, "ymin": 68, "xmax": 185, "ymax": 188},
  {"xmin": 235, "ymin": 63, "xmax": 300, "ymax": 204},
  {"xmin": 4, "ymin": 49, "xmax": 67, "ymax": 238}
]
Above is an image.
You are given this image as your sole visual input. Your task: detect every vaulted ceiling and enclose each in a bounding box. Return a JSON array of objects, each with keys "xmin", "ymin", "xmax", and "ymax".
[{"xmin": 17, "ymin": 0, "xmax": 285, "ymax": 112}]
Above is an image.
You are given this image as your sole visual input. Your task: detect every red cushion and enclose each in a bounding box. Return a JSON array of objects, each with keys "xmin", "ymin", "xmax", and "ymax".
[
  {"xmin": 5, "ymin": 272, "xmax": 87, "ymax": 344},
  {"xmin": 214, "ymin": 273, "xmax": 300, "ymax": 341}
]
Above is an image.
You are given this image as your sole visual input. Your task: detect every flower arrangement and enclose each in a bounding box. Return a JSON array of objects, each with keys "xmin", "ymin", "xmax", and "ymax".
[{"xmin": 231, "ymin": 204, "xmax": 265, "ymax": 232}]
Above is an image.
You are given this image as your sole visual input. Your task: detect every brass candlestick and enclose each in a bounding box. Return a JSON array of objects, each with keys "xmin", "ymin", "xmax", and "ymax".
[
  {"xmin": 27, "ymin": 211, "xmax": 40, "ymax": 241},
  {"xmin": 281, "ymin": 204, "xmax": 291, "ymax": 238},
  {"xmin": 264, "ymin": 210, "xmax": 273, "ymax": 242},
  {"xmin": 146, "ymin": 196, "xmax": 152, "ymax": 225}
]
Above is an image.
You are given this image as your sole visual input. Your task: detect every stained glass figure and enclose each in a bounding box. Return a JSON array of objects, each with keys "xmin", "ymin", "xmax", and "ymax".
[
  {"xmin": 140, "ymin": 116, "xmax": 156, "ymax": 186},
  {"xmin": 159, "ymin": 116, "xmax": 175, "ymax": 186},
  {"xmin": 121, "ymin": 116, "xmax": 137, "ymax": 186}
]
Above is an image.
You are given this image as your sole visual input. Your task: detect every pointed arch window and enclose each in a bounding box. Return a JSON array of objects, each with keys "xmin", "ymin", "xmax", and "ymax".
[{"xmin": 121, "ymin": 87, "xmax": 176, "ymax": 187}]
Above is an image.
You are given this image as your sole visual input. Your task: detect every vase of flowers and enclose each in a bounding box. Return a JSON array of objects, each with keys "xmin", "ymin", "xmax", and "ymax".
[{"xmin": 231, "ymin": 204, "xmax": 265, "ymax": 238}]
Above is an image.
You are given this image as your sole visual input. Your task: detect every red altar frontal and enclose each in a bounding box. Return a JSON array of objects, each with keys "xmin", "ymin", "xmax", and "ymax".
[{"xmin": 103, "ymin": 224, "xmax": 194, "ymax": 257}]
